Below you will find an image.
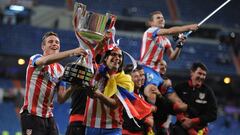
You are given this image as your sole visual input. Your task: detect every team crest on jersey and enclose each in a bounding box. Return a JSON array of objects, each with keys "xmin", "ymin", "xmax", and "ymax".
[
  {"xmin": 26, "ymin": 129, "xmax": 32, "ymax": 135},
  {"xmin": 43, "ymin": 72, "xmax": 59, "ymax": 83},
  {"xmin": 199, "ymin": 93, "xmax": 205, "ymax": 99},
  {"xmin": 146, "ymin": 73, "xmax": 154, "ymax": 82}
]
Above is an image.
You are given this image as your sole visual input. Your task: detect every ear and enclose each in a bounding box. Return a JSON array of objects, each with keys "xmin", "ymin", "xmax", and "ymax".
[
  {"xmin": 190, "ymin": 70, "xmax": 194, "ymax": 76},
  {"xmin": 104, "ymin": 56, "xmax": 108, "ymax": 63},
  {"xmin": 41, "ymin": 44, "xmax": 45, "ymax": 51},
  {"xmin": 146, "ymin": 20, "xmax": 152, "ymax": 27}
]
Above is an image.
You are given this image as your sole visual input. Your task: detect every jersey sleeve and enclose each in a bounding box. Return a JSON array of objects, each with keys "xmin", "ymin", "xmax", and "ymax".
[
  {"xmin": 146, "ymin": 27, "xmax": 160, "ymax": 39},
  {"xmin": 152, "ymin": 28, "xmax": 160, "ymax": 38},
  {"xmin": 30, "ymin": 54, "xmax": 42, "ymax": 67}
]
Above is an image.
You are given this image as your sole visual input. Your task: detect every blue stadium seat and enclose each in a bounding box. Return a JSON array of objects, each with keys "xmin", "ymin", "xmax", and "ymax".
[{"xmin": 0, "ymin": 102, "xmax": 21, "ymax": 135}]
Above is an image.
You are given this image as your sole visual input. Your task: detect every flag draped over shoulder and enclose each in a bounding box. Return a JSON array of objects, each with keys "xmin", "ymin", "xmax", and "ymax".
[
  {"xmin": 103, "ymin": 70, "xmax": 152, "ymax": 121},
  {"xmin": 104, "ymin": 71, "xmax": 134, "ymax": 97}
]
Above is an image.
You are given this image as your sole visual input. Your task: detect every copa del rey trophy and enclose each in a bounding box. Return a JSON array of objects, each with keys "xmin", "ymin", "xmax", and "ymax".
[{"xmin": 62, "ymin": 2, "xmax": 117, "ymax": 86}]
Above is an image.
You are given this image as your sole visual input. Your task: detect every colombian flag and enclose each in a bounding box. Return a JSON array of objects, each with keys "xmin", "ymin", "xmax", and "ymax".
[{"xmin": 117, "ymin": 86, "xmax": 152, "ymax": 121}]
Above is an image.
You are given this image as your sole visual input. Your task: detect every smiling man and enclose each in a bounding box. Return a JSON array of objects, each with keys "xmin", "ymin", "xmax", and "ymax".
[
  {"xmin": 84, "ymin": 47, "xmax": 126, "ymax": 135},
  {"xmin": 172, "ymin": 62, "xmax": 217, "ymax": 135},
  {"xmin": 20, "ymin": 31, "xmax": 87, "ymax": 135}
]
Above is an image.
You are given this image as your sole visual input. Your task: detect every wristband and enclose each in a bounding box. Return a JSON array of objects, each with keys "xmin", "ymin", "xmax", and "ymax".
[
  {"xmin": 191, "ymin": 117, "xmax": 201, "ymax": 125},
  {"xmin": 176, "ymin": 42, "xmax": 183, "ymax": 48}
]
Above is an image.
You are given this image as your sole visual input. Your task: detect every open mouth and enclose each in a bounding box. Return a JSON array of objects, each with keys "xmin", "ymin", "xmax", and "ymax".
[
  {"xmin": 51, "ymin": 47, "xmax": 59, "ymax": 50},
  {"xmin": 111, "ymin": 59, "xmax": 121, "ymax": 65},
  {"xmin": 111, "ymin": 61, "xmax": 120, "ymax": 67}
]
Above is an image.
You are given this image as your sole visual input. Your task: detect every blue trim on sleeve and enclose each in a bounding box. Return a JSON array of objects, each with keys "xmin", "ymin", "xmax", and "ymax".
[
  {"xmin": 152, "ymin": 28, "xmax": 160, "ymax": 38},
  {"xmin": 59, "ymin": 81, "xmax": 67, "ymax": 87},
  {"xmin": 166, "ymin": 87, "xmax": 175, "ymax": 94},
  {"xmin": 32, "ymin": 54, "xmax": 42, "ymax": 67}
]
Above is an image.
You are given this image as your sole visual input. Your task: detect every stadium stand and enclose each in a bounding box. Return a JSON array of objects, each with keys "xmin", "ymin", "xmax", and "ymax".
[
  {"xmin": 0, "ymin": 24, "xmax": 236, "ymax": 75},
  {"xmin": 37, "ymin": 0, "xmax": 240, "ymax": 28}
]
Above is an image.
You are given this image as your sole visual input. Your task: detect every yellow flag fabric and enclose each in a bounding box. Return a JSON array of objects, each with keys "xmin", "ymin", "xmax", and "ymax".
[
  {"xmin": 198, "ymin": 129, "xmax": 204, "ymax": 135},
  {"xmin": 104, "ymin": 71, "xmax": 134, "ymax": 97},
  {"xmin": 147, "ymin": 129, "xmax": 155, "ymax": 135}
]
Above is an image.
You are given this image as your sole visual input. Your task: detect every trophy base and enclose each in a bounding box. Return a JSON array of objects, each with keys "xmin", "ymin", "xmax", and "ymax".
[{"xmin": 62, "ymin": 63, "xmax": 93, "ymax": 86}]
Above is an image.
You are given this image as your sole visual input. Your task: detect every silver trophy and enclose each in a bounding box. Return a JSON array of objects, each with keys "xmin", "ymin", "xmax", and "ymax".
[
  {"xmin": 73, "ymin": 2, "xmax": 117, "ymax": 44},
  {"xmin": 62, "ymin": 2, "xmax": 117, "ymax": 86}
]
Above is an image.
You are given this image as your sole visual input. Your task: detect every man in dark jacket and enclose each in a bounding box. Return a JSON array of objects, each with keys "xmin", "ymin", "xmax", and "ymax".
[{"xmin": 172, "ymin": 62, "xmax": 217, "ymax": 135}]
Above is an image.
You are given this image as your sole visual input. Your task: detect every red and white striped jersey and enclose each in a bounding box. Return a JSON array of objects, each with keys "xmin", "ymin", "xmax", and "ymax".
[
  {"xmin": 140, "ymin": 27, "xmax": 172, "ymax": 72},
  {"xmin": 20, "ymin": 54, "xmax": 64, "ymax": 118},
  {"xmin": 84, "ymin": 74, "xmax": 123, "ymax": 129}
]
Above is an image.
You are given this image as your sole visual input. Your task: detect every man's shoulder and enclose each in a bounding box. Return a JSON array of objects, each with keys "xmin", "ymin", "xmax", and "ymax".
[
  {"xmin": 30, "ymin": 54, "xmax": 42, "ymax": 59},
  {"xmin": 173, "ymin": 81, "xmax": 189, "ymax": 92},
  {"xmin": 27, "ymin": 54, "xmax": 42, "ymax": 67},
  {"xmin": 175, "ymin": 81, "xmax": 188, "ymax": 87}
]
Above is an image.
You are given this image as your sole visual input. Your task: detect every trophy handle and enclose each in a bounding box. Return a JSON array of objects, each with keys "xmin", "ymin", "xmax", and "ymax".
[
  {"xmin": 73, "ymin": 3, "xmax": 87, "ymax": 31},
  {"xmin": 75, "ymin": 3, "xmax": 87, "ymax": 16},
  {"xmin": 106, "ymin": 13, "xmax": 117, "ymax": 29}
]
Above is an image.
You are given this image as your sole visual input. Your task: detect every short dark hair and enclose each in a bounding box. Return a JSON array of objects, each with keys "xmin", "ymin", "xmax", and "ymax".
[
  {"xmin": 136, "ymin": 64, "xmax": 143, "ymax": 71},
  {"xmin": 41, "ymin": 31, "xmax": 58, "ymax": 45},
  {"xmin": 191, "ymin": 62, "xmax": 208, "ymax": 72},
  {"xmin": 149, "ymin": 11, "xmax": 163, "ymax": 21},
  {"xmin": 124, "ymin": 64, "xmax": 134, "ymax": 74},
  {"xmin": 146, "ymin": 11, "xmax": 163, "ymax": 27},
  {"xmin": 124, "ymin": 64, "xmax": 143, "ymax": 75}
]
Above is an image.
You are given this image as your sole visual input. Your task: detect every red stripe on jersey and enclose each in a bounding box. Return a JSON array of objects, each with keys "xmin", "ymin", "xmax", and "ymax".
[
  {"xmin": 153, "ymin": 46, "xmax": 164, "ymax": 70},
  {"xmin": 110, "ymin": 108, "xmax": 116, "ymax": 128},
  {"xmin": 100, "ymin": 103, "xmax": 106, "ymax": 128},
  {"xmin": 49, "ymin": 64, "xmax": 55, "ymax": 76},
  {"xmin": 41, "ymin": 81, "xmax": 52, "ymax": 117},
  {"xmin": 90, "ymin": 99, "xmax": 97, "ymax": 127},
  {"xmin": 31, "ymin": 67, "xmax": 45, "ymax": 115},
  {"xmin": 119, "ymin": 106, "xmax": 123, "ymax": 125},
  {"xmin": 47, "ymin": 80, "xmax": 55, "ymax": 118},
  {"xmin": 56, "ymin": 63, "xmax": 62, "ymax": 73},
  {"xmin": 146, "ymin": 43, "xmax": 158, "ymax": 66}
]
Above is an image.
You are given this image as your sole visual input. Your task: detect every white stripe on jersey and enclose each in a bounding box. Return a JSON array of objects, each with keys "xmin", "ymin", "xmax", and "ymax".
[{"xmin": 94, "ymin": 99, "xmax": 102, "ymax": 127}]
